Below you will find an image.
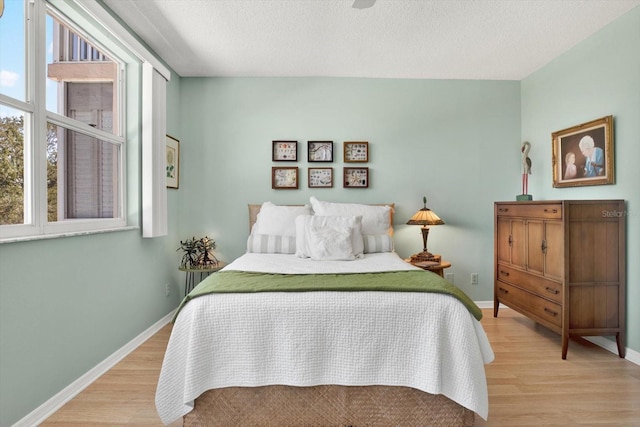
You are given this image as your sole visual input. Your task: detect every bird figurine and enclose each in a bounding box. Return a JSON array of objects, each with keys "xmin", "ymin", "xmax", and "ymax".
[{"xmin": 521, "ymin": 141, "xmax": 532, "ymax": 196}]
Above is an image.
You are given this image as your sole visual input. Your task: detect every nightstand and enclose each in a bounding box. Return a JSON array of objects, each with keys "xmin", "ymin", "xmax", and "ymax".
[
  {"xmin": 406, "ymin": 257, "xmax": 451, "ymax": 277},
  {"xmin": 179, "ymin": 262, "xmax": 226, "ymax": 296}
]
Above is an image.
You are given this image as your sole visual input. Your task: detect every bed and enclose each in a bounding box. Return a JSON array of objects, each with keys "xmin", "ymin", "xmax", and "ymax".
[{"xmin": 156, "ymin": 198, "xmax": 494, "ymax": 426}]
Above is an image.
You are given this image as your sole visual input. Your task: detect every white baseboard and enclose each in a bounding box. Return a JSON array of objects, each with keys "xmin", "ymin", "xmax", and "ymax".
[
  {"xmin": 475, "ymin": 300, "xmax": 494, "ymax": 309},
  {"xmin": 13, "ymin": 309, "xmax": 176, "ymax": 427},
  {"xmin": 585, "ymin": 336, "xmax": 640, "ymax": 365}
]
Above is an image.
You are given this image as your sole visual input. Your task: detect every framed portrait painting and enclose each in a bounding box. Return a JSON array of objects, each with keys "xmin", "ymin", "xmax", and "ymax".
[
  {"xmin": 166, "ymin": 135, "xmax": 180, "ymax": 189},
  {"xmin": 552, "ymin": 115, "xmax": 614, "ymax": 188}
]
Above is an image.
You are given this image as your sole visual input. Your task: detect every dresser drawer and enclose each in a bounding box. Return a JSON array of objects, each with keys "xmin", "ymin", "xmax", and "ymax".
[
  {"xmin": 495, "ymin": 203, "xmax": 562, "ymax": 219},
  {"xmin": 496, "ymin": 264, "xmax": 562, "ymax": 303},
  {"xmin": 496, "ymin": 281, "xmax": 562, "ymax": 328}
]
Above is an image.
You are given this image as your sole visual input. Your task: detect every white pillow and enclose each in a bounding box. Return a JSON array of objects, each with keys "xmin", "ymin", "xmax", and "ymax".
[
  {"xmin": 309, "ymin": 225, "xmax": 354, "ymax": 261},
  {"xmin": 363, "ymin": 234, "xmax": 394, "ymax": 253},
  {"xmin": 295, "ymin": 215, "xmax": 364, "ymax": 260},
  {"xmin": 253, "ymin": 202, "xmax": 312, "ymax": 237},
  {"xmin": 309, "ymin": 197, "xmax": 392, "ymax": 235},
  {"xmin": 247, "ymin": 234, "xmax": 296, "ymax": 254}
]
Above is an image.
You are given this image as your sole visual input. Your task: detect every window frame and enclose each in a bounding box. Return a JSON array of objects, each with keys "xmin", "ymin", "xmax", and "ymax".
[{"xmin": 0, "ymin": 0, "xmax": 131, "ymax": 241}]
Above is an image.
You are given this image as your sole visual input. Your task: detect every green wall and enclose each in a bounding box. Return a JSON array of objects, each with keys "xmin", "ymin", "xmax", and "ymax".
[
  {"xmin": 177, "ymin": 77, "xmax": 521, "ymax": 303},
  {"xmin": 521, "ymin": 6, "xmax": 640, "ymax": 353},
  {"xmin": 0, "ymin": 72, "xmax": 184, "ymax": 426}
]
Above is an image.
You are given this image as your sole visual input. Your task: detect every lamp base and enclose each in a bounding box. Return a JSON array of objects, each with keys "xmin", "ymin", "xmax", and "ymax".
[
  {"xmin": 516, "ymin": 194, "xmax": 533, "ymax": 201},
  {"xmin": 410, "ymin": 252, "xmax": 441, "ymax": 263}
]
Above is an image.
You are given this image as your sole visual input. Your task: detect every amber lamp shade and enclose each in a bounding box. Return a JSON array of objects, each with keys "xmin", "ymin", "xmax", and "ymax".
[{"xmin": 406, "ymin": 197, "xmax": 444, "ymax": 262}]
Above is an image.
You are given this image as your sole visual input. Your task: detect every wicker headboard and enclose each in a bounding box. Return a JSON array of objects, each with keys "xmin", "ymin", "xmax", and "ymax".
[{"xmin": 248, "ymin": 203, "xmax": 395, "ymax": 233}]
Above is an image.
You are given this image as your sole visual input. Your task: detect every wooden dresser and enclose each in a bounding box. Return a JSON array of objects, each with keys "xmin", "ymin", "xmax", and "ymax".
[{"xmin": 493, "ymin": 200, "xmax": 626, "ymax": 359}]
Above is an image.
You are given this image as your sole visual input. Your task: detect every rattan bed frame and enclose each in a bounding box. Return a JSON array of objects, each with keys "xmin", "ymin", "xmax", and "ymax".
[
  {"xmin": 182, "ymin": 203, "xmax": 474, "ymax": 426},
  {"xmin": 184, "ymin": 385, "xmax": 474, "ymax": 426}
]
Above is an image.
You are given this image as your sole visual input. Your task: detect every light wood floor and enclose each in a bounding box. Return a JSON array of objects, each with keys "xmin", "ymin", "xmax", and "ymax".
[{"xmin": 41, "ymin": 308, "xmax": 640, "ymax": 426}]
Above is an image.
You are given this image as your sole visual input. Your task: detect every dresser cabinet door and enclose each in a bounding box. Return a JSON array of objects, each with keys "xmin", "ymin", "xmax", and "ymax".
[
  {"xmin": 510, "ymin": 219, "xmax": 526, "ymax": 269},
  {"xmin": 496, "ymin": 217, "xmax": 526, "ymax": 269},
  {"xmin": 527, "ymin": 219, "xmax": 563, "ymax": 280},
  {"xmin": 496, "ymin": 217, "xmax": 511, "ymax": 265},
  {"xmin": 543, "ymin": 221, "xmax": 563, "ymax": 281},
  {"xmin": 526, "ymin": 220, "xmax": 545, "ymax": 275}
]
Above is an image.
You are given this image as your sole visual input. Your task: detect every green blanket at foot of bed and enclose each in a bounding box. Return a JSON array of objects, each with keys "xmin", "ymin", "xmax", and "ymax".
[{"xmin": 174, "ymin": 269, "xmax": 482, "ymax": 322}]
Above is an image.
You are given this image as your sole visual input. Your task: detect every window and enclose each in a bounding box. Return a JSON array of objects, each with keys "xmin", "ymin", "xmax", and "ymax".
[{"xmin": 0, "ymin": 0, "xmax": 127, "ymax": 240}]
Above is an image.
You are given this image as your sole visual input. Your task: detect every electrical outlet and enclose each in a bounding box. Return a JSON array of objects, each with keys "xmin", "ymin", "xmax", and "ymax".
[
  {"xmin": 445, "ymin": 273, "xmax": 454, "ymax": 284},
  {"xmin": 471, "ymin": 273, "xmax": 478, "ymax": 285},
  {"xmin": 165, "ymin": 283, "xmax": 171, "ymax": 297}
]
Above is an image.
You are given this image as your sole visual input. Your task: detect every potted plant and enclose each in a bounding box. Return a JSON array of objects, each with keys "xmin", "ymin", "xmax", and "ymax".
[{"xmin": 178, "ymin": 236, "xmax": 219, "ymax": 269}]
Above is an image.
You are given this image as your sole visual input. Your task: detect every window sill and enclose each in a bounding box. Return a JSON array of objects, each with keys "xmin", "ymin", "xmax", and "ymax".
[{"xmin": 0, "ymin": 226, "xmax": 140, "ymax": 244}]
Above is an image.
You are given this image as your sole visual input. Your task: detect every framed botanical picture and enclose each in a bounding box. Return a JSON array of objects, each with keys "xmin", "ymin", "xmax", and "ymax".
[
  {"xmin": 552, "ymin": 115, "xmax": 614, "ymax": 188},
  {"xmin": 343, "ymin": 167, "xmax": 369, "ymax": 188},
  {"xmin": 308, "ymin": 167, "xmax": 333, "ymax": 188},
  {"xmin": 272, "ymin": 140, "xmax": 298, "ymax": 161},
  {"xmin": 166, "ymin": 135, "xmax": 180, "ymax": 189},
  {"xmin": 308, "ymin": 141, "xmax": 333, "ymax": 162},
  {"xmin": 272, "ymin": 167, "xmax": 299, "ymax": 189},
  {"xmin": 344, "ymin": 141, "xmax": 368, "ymax": 162}
]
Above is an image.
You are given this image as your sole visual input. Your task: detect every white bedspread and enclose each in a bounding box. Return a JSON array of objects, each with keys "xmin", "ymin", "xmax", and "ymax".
[{"xmin": 155, "ymin": 252, "xmax": 494, "ymax": 424}]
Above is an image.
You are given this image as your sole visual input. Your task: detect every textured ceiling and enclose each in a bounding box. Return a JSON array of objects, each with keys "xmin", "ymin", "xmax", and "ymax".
[{"xmin": 102, "ymin": 0, "xmax": 640, "ymax": 80}]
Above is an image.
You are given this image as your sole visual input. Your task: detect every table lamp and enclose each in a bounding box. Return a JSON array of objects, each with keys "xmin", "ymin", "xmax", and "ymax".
[{"xmin": 406, "ymin": 196, "xmax": 444, "ymax": 263}]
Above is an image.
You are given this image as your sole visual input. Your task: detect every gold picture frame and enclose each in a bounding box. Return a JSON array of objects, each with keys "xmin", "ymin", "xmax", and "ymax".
[
  {"xmin": 552, "ymin": 115, "xmax": 614, "ymax": 188},
  {"xmin": 344, "ymin": 141, "xmax": 368, "ymax": 162},
  {"xmin": 272, "ymin": 167, "xmax": 299, "ymax": 189},
  {"xmin": 166, "ymin": 135, "xmax": 180, "ymax": 189}
]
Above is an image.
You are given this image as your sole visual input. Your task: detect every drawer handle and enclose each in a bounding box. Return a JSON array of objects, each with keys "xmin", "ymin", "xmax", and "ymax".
[
  {"xmin": 498, "ymin": 208, "xmax": 509, "ymax": 213},
  {"xmin": 545, "ymin": 286, "xmax": 559, "ymax": 295},
  {"xmin": 544, "ymin": 208, "xmax": 558, "ymax": 214},
  {"xmin": 544, "ymin": 307, "xmax": 559, "ymax": 317},
  {"xmin": 498, "ymin": 287, "xmax": 509, "ymax": 294},
  {"xmin": 500, "ymin": 270, "xmax": 510, "ymax": 277}
]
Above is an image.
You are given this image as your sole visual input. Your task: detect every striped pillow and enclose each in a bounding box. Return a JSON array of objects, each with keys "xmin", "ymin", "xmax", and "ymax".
[
  {"xmin": 247, "ymin": 234, "xmax": 296, "ymax": 254},
  {"xmin": 363, "ymin": 234, "xmax": 394, "ymax": 253}
]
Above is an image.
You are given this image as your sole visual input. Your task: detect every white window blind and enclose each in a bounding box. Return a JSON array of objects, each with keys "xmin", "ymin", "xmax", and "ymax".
[{"xmin": 141, "ymin": 63, "xmax": 168, "ymax": 238}]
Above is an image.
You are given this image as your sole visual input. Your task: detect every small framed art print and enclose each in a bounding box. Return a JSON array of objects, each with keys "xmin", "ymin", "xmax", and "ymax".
[
  {"xmin": 272, "ymin": 140, "xmax": 297, "ymax": 161},
  {"xmin": 308, "ymin": 167, "xmax": 333, "ymax": 188},
  {"xmin": 344, "ymin": 141, "xmax": 368, "ymax": 162},
  {"xmin": 272, "ymin": 167, "xmax": 299, "ymax": 189},
  {"xmin": 343, "ymin": 167, "xmax": 369, "ymax": 188},
  {"xmin": 166, "ymin": 135, "xmax": 180, "ymax": 189},
  {"xmin": 308, "ymin": 141, "xmax": 333, "ymax": 162}
]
